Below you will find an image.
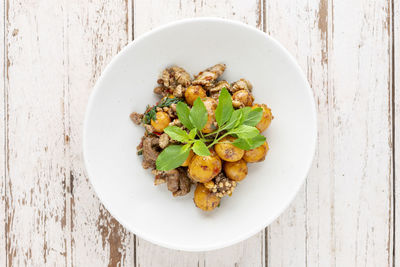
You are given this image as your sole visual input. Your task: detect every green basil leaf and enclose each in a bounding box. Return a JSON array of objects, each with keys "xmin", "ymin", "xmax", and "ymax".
[
  {"xmin": 248, "ymin": 134, "xmax": 267, "ymax": 149},
  {"xmin": 231, "ymin": 138, "xmax": 252, "ymax": 150},
  {"xmin": 192, "ymin": 140, "xmax": 211, "ymax": 156},
  {"xmin": 215, "ymin": 88, "xmax": 234, "ymax": 127},
  {"xmin": 224, "ymin": 109, "xmax": 243, "ymax": 130},
  {"xmin": 188, "ymin": 128, "xmax": 197, "ymax": 140},
  {"xmin": 243, "ymin": 107, "xmax": 263, "ymax": 127},
  {"xmin": 230, "ymin": 125, "xmax": 259, "ymax": 139},
  {"xmin": 240, "ymin": 107, "xmax": 252, "ymax": 122},
  {"xmin": 156, "ymin": 145, "xmax": 191, "ymax": 171},
  {"xmin": 189, "ymin": 97, "xmax": 208, "ymax": 130},
  {"xmin": 164, "ymin": 126, "xmax": 189, "ymax": 143},
  {"xmin": 232, "ymin": 134, "xmax": 266, "ymax": 150},
  {"xmin": 176, "ymin": 102, "xmax": 194, "ymax": 130}
]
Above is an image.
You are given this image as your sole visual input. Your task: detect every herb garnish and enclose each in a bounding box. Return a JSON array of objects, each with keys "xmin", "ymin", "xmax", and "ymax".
[
  {"xmin": 156, "ymin": 88, "xmax": 265, "ymax": 171},
  {"xmin": 143, "ymin": 96, "xmax": 183, "ymax": 124}
]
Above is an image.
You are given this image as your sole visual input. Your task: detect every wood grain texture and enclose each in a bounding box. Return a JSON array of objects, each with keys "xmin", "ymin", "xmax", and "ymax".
[
  {"xmin": 5, "ymin": 0, "xmax": 69, "ymax": 265},
  {"xmin": 0, "ymin": 0, "xmax": 6, "ymax": 265},
  {"xmin": 266, "ymin": 0, "xmax": 393, "ymax": 266},
  {"xmin": 331, "ymin": 0, "xmax": 393, "ymax": 265},
  {"xmin": 394, "ymin": 0, "xmax": 399, "ymax": 265},
  {"xmin": 133, "ymin": 0, "xmax": 263, "ymax": 37},
  {"xmin": 133, "ymin": 1, "xmax": 265, "ymax": 266},
  {"xmin": 265, "ymin": 0, "xmax": 330, "ymax": 266},
  {"xmin": 0, "ymin": 0, "xmax": 397, "ymax": 266},
  {"xmin": 66, "ymin": 1, "xmax": 135, "ymax": 266}
]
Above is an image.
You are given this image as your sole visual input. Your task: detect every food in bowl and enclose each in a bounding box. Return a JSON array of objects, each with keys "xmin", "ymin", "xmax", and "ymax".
[{"xmin": 130, "ymin": 64, "xmax": 273, "ymax": 211}]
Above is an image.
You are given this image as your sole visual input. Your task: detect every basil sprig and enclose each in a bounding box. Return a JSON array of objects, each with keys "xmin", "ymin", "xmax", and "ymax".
[{"xmin": 156, "ymin": 88, "xmax": 266, "ymax": 171}]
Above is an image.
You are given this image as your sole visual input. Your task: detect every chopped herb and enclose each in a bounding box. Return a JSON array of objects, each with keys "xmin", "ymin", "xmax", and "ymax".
[{"xmin": 143, "ymin": 96, "xmax": 183, "ymax": 124}]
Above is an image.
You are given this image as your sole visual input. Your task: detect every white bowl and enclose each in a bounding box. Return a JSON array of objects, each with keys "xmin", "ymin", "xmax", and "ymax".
[{"xmin": 83, "ymin": 18, "xmax": 317, "ymax": 251}]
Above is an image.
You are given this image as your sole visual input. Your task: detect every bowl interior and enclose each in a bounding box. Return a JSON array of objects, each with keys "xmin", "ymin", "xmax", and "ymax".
[{"xmin": 84, "ymin": 18, "xmax": 317, "ymax": 251}]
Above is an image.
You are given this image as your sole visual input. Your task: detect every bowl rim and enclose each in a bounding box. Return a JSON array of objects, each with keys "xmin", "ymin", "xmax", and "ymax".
[{"xmin": 83, "ymin": 17, "xmax": 318, "ymax": 252}]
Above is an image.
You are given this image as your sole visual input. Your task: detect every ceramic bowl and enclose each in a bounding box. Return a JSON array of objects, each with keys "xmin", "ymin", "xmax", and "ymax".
[{"xmin": 83, "ymin": 18, "xmax": 317, "ymax": 251}]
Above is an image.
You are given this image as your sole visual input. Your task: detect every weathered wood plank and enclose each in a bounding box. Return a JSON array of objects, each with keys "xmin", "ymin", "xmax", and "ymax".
[
  {"xmin": 4, "ymin": 0, "xmax": 69, "ymax": 265},
  {"xmin": 265, "ymin": 0, "xmax": 329, "ymax": 266},
  {"xmin": 330, "ymin": 0, "xmax": 393, "ymax": 265},
  {"xmin": 394, "ymin": 0, "xmax": 399, "ymax": 265},
  {"xmin": 67, "ymin": 1, "xmax": 135, "ymax": 266},
  {"xmin": 0, "ymin": 0, "xmax": 6, "ymax": 265},
  {"xmin": 266, "ymin": 0, "xmax": 393, "ymax": 266},
  {"xmin": 134, "ymin": 1, "xmax": 265, "ymax": 266},
  {"xmin": 133, "ymin": 0, "xmax": 263, "ymax": 37}
]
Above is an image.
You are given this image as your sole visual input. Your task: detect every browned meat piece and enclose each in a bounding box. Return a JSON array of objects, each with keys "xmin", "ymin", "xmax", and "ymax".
[
  {"xmin": 170, "ymin": 66, "xmax": 191, "ymax": 87},
  {"xmin": 174, "ymin": 168, "xmax": 191, "ymax": 196},
  {"xmin": 230, "ymin": 78, "xmax": 253, "ymax": 93},
  {"xmin": 165, "ymin": 169, "xmax": 180, "ymax": 193},
  {"xmin": 152, "ymin": 168, "xmax": 191, "ymax": 196},
  {"xmin": 130, "ymin": 112, "xmax": 143, "ymax": 125},
  {"xmin": 142, "ymin": 136, "xmax": 160, "ymax": 169},
  {"xmin": 173, "ymin": 84, "xmax": 184, "ymax": 98},
  {"xmin": 154, "ymin": 66, "xmax": 191, "ymax": 96},
  {"xmin": 192, "ymin": 64, "xmax": 226, "ymax": 89},
  {"xmin": 158, "ymin": 133, "xmax": 170, "ymax": 149},
  {"xmin": 209, "ymin": 80, "xmax": 231, "ymax": 100},
  {"xmin": 153, "ymin": 86, "xmax": 170, "ymax": 97}
]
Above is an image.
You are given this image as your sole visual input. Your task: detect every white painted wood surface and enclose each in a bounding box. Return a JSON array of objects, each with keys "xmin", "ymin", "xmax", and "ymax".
[
  {"xmin": 394, "ymin": 0, "xmax": 399, "ymax": 266},
  {"xmin": 0, "ymin": 0, "xmax": 397, "ymax": 266}
]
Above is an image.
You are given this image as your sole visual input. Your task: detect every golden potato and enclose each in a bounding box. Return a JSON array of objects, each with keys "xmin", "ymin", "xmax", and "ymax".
[
  {"xmin": 232, "ymin": 90, "xmax": 254, "ymax": 108},
  {"xmin": 224, "ymin": 159, "xmax": 248, "ymax": 181},
  {"xmin": 243, "ymin": 141, "xmax": 269, "ymax": 163},
  {"xmin": 194, "ymin": 183, "xmax": 220, "ymax": 211},
  {"xmin": 253, "ymin": 104, "xmax": 273, "ymax": 132},
  {"xmin": 150, "ymin": 111, "xmax": 171, "ymax": 133},
  {"xmin": 188, "ymin": 151, "xmax": 222, "ymax": 183},
  {"xmin": 185, "ymin": 85, "xmax": 206, "ymax": 106},
  {"xmin": 202, "ymin": 97, "xmax": 218, "ymax": 133},
  {"xmin": 181, "ymin": 150, "xmax": 194, "ymax": 167},
  {"xmin": 214, "ymin": 136, "xmax": 244, "ymax": 162}
]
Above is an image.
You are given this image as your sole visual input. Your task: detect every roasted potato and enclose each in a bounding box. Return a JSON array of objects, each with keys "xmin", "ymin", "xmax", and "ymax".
[
  {"xmin": 181, "ymin": 150, "xmax": 194, "ymax": 167},
  {"xmin": 253, "ymin": 104, "xmax": 273, "ymax": 132},
  {"xmin": 184, "ymin": 85, "xmax": 206, "ymax": 106},
  {"xmin": 188, "ymin": 151, "xmax": 222, "ymax": 183},
  {"xmin": 243, "ymin": 141, "xmax": 269, "ymax": 163},
  {"xmin": 214, "ymin": 136, "xmax": 244, "ymax": 162},
  {"xmin": 232, "ymin": 90, "xmax": 254, "ymax": 108},
  {"xmin": 224, "ymin": 159, "xmax": 248, "ymax": 181},
  {"xmin": 150, "ymin": 111, "xmax": 171, "ymax": 133},
  {"xmin": 194, "ymin": 183, "xmax": 221, "ymax": 211},
  {"xmin": 202, "ymin": 97, "xmax": 218, "ymax": 133}
]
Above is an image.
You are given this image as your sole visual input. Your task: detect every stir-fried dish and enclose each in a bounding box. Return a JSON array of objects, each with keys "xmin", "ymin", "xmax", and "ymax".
[{"xmin": 130, "ymin": 64, "xmax": 273, "ymax": 211}]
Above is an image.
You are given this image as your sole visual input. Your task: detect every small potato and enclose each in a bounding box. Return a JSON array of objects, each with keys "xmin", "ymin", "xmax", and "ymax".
[
  {"xmin": 185, "ymin": 85, "xmax": 206, "ymax": 106},
  {"xmin": 224, "ymin": 159, "xmax": 248, "ymax": 182},
  {"xmin": 232, "ymin": 90, "xmax": 254, "ymax": 108},
  {"xmin": 243, "ymin": 141, "xmax": 269, "ymax": 163},
  {"xmin": 189, "ymin": 151, "xmax": 222, "ymax": 183},
  {"xmin": 181, "ymin": 150, "xmax": 194, "ymax": 167},
  {"xmin": 214, "ymin": 136, "xmax": 244, "ymax": 162},
  {"xmin": 150, "ymin": 111, "xmax": 171, "ymax": 133},
  {"xmin": 253, "ymin": 104, "xmax": 273, "ymax": 132},
  {"xmin": 202, "ymin": 97, "xmax": 218, "ymax": 133},
  {"xmin": 194, "ymin": 183, "xmax": 220, "ymax": 211}
]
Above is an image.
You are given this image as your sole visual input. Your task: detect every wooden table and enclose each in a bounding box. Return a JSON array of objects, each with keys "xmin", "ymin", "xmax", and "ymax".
[{"xmin": 0, "ymin": 0, "xmax": 398, "ymax": 266}]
